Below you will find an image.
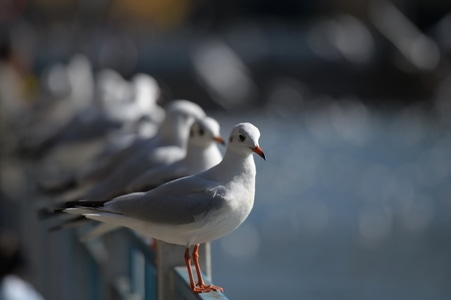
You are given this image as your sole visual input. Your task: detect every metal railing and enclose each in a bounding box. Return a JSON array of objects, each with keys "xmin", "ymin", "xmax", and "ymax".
[
  {"xmin": 75, "ymin": 227, "xmax": 228, "ymax": 300},
  {"xmin": 3, "ymin": 160, "xmax": 230, "ymax": 300}
]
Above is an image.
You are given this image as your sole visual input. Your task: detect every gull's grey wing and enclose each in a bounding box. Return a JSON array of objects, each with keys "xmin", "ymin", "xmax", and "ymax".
[
  {"xmin": 77, "ymin": 137, "xmax": 149, "ymax": 183},
  {"xmin": 83, "ymin": 144, "xmax": 184, "ymax": 201},
  {"xmin": 83, "ymin": 153, "xmax": 152, "ymax": 201},
  {"xmin": 103, "ymin": 175, "xmax": 226, "ymax": 225},
  {"xmin": 126, "ymin": 162, "xmax": 188, "ymax": 192}
]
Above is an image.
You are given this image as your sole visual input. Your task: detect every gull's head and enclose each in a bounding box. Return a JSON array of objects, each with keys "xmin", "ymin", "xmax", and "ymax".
[
  {"xmin": 166, "ymin": 100, "xmax": 206, "ymax": 122},
  {"xmin": 227, "ymin": 122, "xmax": 265, "ymax": 160},
  {"xmin": 159, "ymin": 100, "xmax": 206, "ymax": 145},
  {"xmin": 132, "ymin": 73, "xmax": 160, "ymax": 109},
  {"xmin": 189, "ymin": 116, "xmax": 225, "ymax": 147}
]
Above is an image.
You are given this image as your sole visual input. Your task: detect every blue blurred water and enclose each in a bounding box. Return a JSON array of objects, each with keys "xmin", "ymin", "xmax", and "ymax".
[{"xmin": 209, "ymin": 103, "xmax": 451, "ymax": 300}]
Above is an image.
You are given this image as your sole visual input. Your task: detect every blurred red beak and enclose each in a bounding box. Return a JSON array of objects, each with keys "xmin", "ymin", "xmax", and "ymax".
[
  {"xmin": 213, "ymin": 136, "xmax": 225, "ymax": 145},
  {"xmin": 251, "ymin": 146, "xmax": 266, "ymax": 160}
]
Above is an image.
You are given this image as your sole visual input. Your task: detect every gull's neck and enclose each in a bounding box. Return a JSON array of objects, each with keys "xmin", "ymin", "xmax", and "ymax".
[
  {"xmin": 184, "ymin": 143, "xmax": 221, "ymax": 172},
  {"xmin": 136, "ymin": 86, "xmax": 156, "ymax": 111},
  {"xmin": 210, "ymin": 149, "xmax": 256, "ymax": 183},
  {"xmin": 155, "ymin": 118, "xmax": 187, "ymax": 147}
]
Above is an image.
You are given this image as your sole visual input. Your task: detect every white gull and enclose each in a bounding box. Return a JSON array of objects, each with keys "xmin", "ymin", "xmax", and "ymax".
[{"xmin": 63, "ymin": 122, "xmax": 265, "ymax": 293}]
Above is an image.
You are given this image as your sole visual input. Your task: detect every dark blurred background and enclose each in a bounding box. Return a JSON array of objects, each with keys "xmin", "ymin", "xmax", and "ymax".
[{"xmin": 1, "ymin": 0, "xmax": 451, "ymax": 109}]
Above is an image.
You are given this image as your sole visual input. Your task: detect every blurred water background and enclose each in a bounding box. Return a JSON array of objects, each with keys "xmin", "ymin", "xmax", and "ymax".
[
  {"xmin": 212, "ymin": 107, "xmax": 451, "ymax": 299},
  {"xmin": 1, "ymin": 0, "xmax": 451, "ymax": 299}
]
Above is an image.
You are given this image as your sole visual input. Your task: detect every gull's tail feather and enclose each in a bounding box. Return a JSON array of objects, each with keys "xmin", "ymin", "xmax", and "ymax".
[
  {"xmin": 37, "ymin": 206, "xmax": 62, "ymax": 219},
  {"xmin": 48, "ymin": 216, "xmax": 92, "ymax": 232},
  {"xmin": 79, "ymin": 223, "xmax": 120, "ymax": 242}
]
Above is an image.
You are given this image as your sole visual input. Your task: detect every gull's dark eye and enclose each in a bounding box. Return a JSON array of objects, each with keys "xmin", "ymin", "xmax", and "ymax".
[
  {"xmin": 238, "ymin": 134, "xmax": 245, "ymax": 142},
  {"xmin": 199, "ymin": 128, "xmax": 204, "ymax": 136}
]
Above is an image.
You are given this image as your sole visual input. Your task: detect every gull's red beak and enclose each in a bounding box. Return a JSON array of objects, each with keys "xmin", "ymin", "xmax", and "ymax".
[
  {"xmin": 213, "ymin": 136, "xmax": 225, "ymax": 145},
  {"xmin": 251, "ymin": 146, "xmax": 266, "ymax": 160}
]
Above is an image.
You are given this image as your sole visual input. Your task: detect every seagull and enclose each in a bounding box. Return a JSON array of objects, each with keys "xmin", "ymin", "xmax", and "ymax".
[
  {"xmin": 16, "ymin": 54, "xmax": 97, "ymax": 157},
  {"xmin": 126, "ymin": 116, "xmax": 224, "ymax": 192},
  {"xmin": 62, "ymin": 122, "xmax": 266, "ymax": 293},
  {"xmin": 102, "ymin": 72, "xmax": 165, "ymax": 132},
  {"xmin": 73, "ymin": 73, "xmax": 166, "ymax": 185},
  {"xmin": 34, "ymin": 73, "xmax": 165, "ymax": 193},
  {"xmin": 78, "ymin": 99, "xmax": 206, "ymax": 201},
  {"xmin": 72, "ymin": 116, "xmax": 226, "ymax": 240}
]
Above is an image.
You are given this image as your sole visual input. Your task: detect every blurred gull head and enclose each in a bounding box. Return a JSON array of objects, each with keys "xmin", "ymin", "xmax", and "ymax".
[
  {"xmin": 97, "ymin": 68, "xmax": 135, "ymax": 122},
  {"xmin": 188, "ymin": 116, "xmax": 224, "ymax": 148},
  {"xmin": 96, "ymin": 69, "xmax": 133, "ymax": 108},
  {"xmin": 100, "ymin": 72, "xmax": 165, "ymax": 136},
  {"xmin": 42, "ymin": 63, "xmax": 70, "ymax": 99},
  {"xmin": 131, "ymin": 73, "xmax": 161, "ymax": 112},
  {"xmin": 130, "ymin": 73, "xmax": 165, "ymax": 131},
  {"xmin": 158, "ymin": 99, "xmax": 206, "ymax": 147}
]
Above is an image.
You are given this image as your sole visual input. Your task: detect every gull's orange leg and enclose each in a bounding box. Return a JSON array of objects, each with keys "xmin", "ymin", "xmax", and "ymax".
[
  {"xmin": 184, "ymin": 247, "xmax": 197, "ymax": 291},
  {"xmin": 192, "ymin": 244, "xmax": 224, "ymax": 293}
]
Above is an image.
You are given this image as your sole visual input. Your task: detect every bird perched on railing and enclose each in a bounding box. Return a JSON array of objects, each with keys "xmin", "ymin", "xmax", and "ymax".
[
  {"xmin": 60, "ymin": 122, "xmax": 265, "ymax": 293},
  {"xmin": 69, "ymin": 72, "xmax": 166, "ymax": 185},
  {"xmin": 126, "ymin": 116, "xmax": 224, "ymax": 192},
  {"xmin": 18, "ymin": 67, "xmax": 163, "ymax": 160},
  {"xmin": 75, "ymin": 99, "xmax": 206, "ymax": 202},
  {"xmin": 34, "ymin": 70, "xmax": 166, "ymax": 192},
  {"xmin": 37, "ymin": 99, "xmax": 207, "ymax": 221},
  {"xmin": 16, "ymin": 54, "xmax": 99, "ymax": 157},
  {"xmin": 51, "ymin": 116, "xmax": 225, "ymax": 239},
  {"xmin": 101, "ymin": 72, "xmax": 165, "ymax": 133}
]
